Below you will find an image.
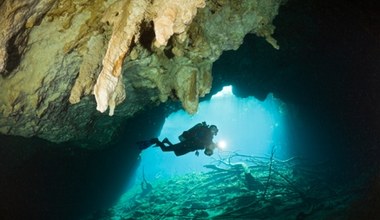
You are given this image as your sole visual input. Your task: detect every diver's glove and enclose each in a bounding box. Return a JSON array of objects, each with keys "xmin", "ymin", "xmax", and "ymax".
[{"xmin": 195, "ymin": 150, "xmax": 199, "ymax": 156}]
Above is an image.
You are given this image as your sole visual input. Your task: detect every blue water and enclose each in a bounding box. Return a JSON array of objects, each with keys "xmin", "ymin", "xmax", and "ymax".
[{"xmin": 135, "ymin": 86, "xmax": 290, "ymax": 183}]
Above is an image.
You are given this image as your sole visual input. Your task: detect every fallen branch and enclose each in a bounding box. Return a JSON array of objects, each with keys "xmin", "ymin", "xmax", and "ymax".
[{"xmin": 263, "ymin": 146, "xmax": 276, "ymax": 199}]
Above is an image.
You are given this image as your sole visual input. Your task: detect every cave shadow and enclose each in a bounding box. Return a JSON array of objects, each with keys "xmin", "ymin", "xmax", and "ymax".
[{"xmin": 0, "ymin": 106, "xmax": 165, "ymax": 220}]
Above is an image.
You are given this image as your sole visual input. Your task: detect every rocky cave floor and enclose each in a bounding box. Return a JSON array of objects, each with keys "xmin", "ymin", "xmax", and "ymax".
[{"xmin": 91, "ymin": 153, "xmax": 369, "ymax": 220}]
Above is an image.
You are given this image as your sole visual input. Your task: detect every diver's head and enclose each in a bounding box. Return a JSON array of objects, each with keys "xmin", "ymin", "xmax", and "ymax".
[
  {"xmin": 210, "ymin": 125, "xmax": 218, "ymax": 136},
  {"xmin": 204, "ymin": 148, "xmax": 213, "ymax": 156},
  {"xmin": 204, "ymin": 143, "xmax": 216, "ymax": 156}
]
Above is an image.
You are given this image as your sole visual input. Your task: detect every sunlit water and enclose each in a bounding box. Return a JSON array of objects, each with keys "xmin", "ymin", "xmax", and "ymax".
[{"xmin": 133, "ymin": 86, "xmax": 290, "ymax": 184}]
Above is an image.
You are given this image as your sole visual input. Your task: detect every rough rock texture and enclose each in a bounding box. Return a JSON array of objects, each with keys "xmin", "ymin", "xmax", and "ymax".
[
  {"xmin": 0, "ymin": 0, "xmax": 57, "ymax": 76},
  {"xmin": 0, "ymin": 0, "xmax": 284, "ymax": 146},
  {"xmin": 93, "ymin": 0, "xmax": 149, "ymax": 115}
]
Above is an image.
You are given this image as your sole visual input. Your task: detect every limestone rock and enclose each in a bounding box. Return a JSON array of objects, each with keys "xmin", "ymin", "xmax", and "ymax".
[
  {"xmin": 0, "ymin": 0, "xmax": 57, "ymax": 76},
  {"xmin": 93, "ymin": 0, "xmax": 149, "ymax": 114},
  {"xmin": 69, "ymin": 34, "xmax": 105, "ymax": 104},
  {"xmin": 151, "ymin": 0, "xmax": 206, "ymax": 48},
  {"xmin": 0, "ymin": 0, "xmax": 285, "ymax": 146}
]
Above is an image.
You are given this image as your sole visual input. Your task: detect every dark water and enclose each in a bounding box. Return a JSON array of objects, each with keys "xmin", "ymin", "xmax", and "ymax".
[
  {"xmin": 210, "ymin": 0, "xmax": 379, "ymax": 170},
  {"xmin": 1, "ymin": 0, "xmax": 379, "ymax": 219},
  {"xmin": 0, "ymin": 137, "xmax": 135, "ymax": 219},
  {"xmin": 0, "ymin": 108, "xmax": 165, "ymax": 219}
]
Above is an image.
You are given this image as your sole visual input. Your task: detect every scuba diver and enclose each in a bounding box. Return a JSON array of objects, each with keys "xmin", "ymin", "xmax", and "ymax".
[
  {"xmin": 140, "ymin": 167, "xmax": 152, "ymax": 196},
  {"xmin": 137, "ymin": 122, "xmax": 219, "ymax": 156}
]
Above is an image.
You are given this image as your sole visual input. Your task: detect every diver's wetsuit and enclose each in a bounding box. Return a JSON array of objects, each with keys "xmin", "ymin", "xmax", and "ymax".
[
  {"xmin": 152, "ymin": 123, "xmax": 215, "ymax": 156},
  {"xmin": 153, "ymin": 139, "xmax": 203, "ymax": 156}
]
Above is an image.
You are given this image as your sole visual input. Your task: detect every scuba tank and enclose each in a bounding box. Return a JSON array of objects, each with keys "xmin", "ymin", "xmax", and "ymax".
[{"xmin": 178, "ymin": 122, "xmax": 208, "ymax": 142}]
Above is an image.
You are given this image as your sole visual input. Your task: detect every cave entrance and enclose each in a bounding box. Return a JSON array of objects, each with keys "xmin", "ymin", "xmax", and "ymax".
[{"xmin": 137, "ymin": 86, "xmax": 289, "ymax": 181}]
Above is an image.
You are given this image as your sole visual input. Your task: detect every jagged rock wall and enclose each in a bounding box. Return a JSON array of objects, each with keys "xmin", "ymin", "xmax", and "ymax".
[{"xmin": 0, "ymin": 0, "xmax": 284, "ymax": 146}]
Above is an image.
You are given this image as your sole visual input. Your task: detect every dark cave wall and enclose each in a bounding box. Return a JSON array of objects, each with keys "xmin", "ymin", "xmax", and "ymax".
[
  {"xmin": 211, "ymin": 0, "xmax": 379, "ymax": 166},
  {"xmin": 0, "ymin": 106, "xmax": 166, "ymax": 219}
]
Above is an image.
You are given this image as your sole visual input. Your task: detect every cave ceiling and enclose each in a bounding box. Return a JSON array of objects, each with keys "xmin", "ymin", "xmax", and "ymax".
[{"xmin": 0, "ymin": 0, "xmax": 285, "ymax": 147}]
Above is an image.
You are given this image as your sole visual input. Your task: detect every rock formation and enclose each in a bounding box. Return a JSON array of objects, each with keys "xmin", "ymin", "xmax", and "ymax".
[{"xmin": 0, "ymin": 0, "xmax": 284, "ymax": 147}]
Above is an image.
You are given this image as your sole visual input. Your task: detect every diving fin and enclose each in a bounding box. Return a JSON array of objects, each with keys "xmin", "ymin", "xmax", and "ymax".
[{"xmin": 137, "ymin": 138, "xmax": 159, "ymax": 150}]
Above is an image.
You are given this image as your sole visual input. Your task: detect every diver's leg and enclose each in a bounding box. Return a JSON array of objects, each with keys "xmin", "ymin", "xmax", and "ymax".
[
  {"xmin": 159, "ymin": 144, "xmax": 176, "ymax": 152},
  {"xmin": 153, "ymin": 140, "xmax": 176, "ymax": 152},
  {"xmin": 162, "ymin": 138, "xmax": 173, "ymax": 145},
  {"xmin": 137, "ymin": 138, "xmax": 158, "ymax": 150}
]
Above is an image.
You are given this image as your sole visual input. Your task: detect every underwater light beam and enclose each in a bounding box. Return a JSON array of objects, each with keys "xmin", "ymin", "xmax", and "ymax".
[
  {"xmin": 217, "ymin": 140, "xmax": 227, "ymax": 149},
  {"xmin": 139, "ymin": 85, "xmax": 288, "ymax": 179}
]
